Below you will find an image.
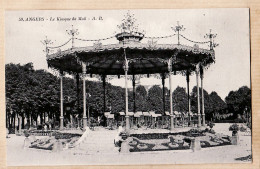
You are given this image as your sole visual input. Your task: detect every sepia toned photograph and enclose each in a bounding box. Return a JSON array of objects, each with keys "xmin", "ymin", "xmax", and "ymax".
[{"xmin": 5, "ymin": 9, "xmax": 251, "ymax": 166}]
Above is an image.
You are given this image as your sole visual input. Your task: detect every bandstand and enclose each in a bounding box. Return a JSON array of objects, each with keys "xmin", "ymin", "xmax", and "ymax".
[{"xmin": 44, "ymin": 12, "xmax": 217, "ymax": 132}]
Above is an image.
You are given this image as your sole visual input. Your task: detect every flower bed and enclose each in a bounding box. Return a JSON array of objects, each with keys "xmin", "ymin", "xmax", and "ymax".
[
  {"xmin": 30, "ymin": 138, "xmax": 55, "ymax": 150},
  {"xmin": 129, "ymin": 138, "xmax": 155, "ymax": 152},
  {"xmin": 29, "ymin": 132, "xmax": 82, "ymax": 150},
  {"xmin": 162, "ymin": 141, "xmax": 190, "ymax": 150},
  {"xmin": 129, "ymin": 137, "xmax": 190, "ymax": 152},
  {"xmin": 128, "ymin": 129, "xmax": 231, "ymax": 152}
]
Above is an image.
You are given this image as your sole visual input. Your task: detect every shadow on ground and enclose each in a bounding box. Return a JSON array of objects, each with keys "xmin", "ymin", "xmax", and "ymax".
[{"xmin": 235, "ymin": 154, "xmax": 252, "ymax": 162}]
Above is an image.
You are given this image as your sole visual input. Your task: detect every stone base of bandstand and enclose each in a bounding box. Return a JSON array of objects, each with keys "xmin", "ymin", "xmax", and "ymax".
[{"xmin": 129, "ymin": 126, "xmax": 206, "ymax": 135}]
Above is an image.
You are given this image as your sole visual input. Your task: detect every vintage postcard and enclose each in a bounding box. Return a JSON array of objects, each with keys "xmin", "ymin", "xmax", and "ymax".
[{"xmin": 4, "ymin": 9, "xmax": 251, "ymax": 166}]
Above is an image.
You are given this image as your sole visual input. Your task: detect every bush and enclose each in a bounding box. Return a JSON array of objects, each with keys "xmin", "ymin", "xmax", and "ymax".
[
  {"xmin": 204, "ymin": 128, "xmax": 209, "ymax": 132},
  {"xmin": 37, "ymin": 125, "xmax": 43, "ymax": 130},
  {"xmin": 229, "ymin": 124, "xmax": 239, "ymax": 131},
  {"xmin": 240, "ymin": 125, "xmax": 247, "ymax": 132},
  {"xmin": 207, "ymin": 122, "xmax": 215, "ymax": 129},
  {"xmin": 229, "ymin": 124, "xmax": 239, "ymax": 136},
  {"xmin": 247, "ymin": 121, "xmax": 252, "ymax": 130},
  {"xmin": 8, "ymin": 128, "xmax": 15, "ymax": 134},
  {"xmin": 209, "ymin": 129, "xmax": 215, "ymax": 134},
  {"xmin": 24, "ymin": 123, "xmax": 30, "ymax": 130},
  {"xmin": 234, "ymin": 118, "xmax": 245, "ymax": 123},
  {"xmin": 24, "ymin": 130, "xmax": 30, "ymax": 137},
  {"xmin": 186, "ymin": 128, "xmax": 204, "ymax": 137}
]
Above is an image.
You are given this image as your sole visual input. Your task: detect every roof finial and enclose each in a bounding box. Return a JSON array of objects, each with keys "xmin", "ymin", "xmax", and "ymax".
[
  {"xmin": 204, "ymin": 29, "xmax": 218, "ymax": 50},
  {"xmin": 116, "ymin": 11, "xmax": 144, "ymax": 44},
  {"xmin": 172, "ymin": 21, "xmax": 185, "ymax": 45},
  {"xmin": 66, "ymin": 25, "xmax": 79, "ymax": 49},
  {"xmin": 117, "ymin": 11, "xmax": 139, "ymax": 34},
  {"xmin": 41, "ymin": 36, "xmax": 53, "ymax": 55}
]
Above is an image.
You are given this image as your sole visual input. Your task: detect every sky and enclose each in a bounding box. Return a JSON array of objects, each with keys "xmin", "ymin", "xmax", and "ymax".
[{"xmin": 5, "ymin": 9, "xmax": 250, "ymax": 100}]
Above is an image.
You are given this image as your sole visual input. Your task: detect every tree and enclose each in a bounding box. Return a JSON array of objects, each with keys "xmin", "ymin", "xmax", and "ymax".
[
  {"xmin": 190, "ymin": 86, "xmax": 212, "ymax": 116},
  {"xmin": 6, "ymin": 63, "xmax": 251, "ymax": 128},
  {"xmin": 136, "ymin": 85, "xmax": 147, "ymax": 98},
  {"xmin": 135, "ymin": 85, "xmax": 149, "ymax": 112},
  {"xmin": 147, "ymin": 85, "xmax": 163, "ymax": 113},
  {"xmin": 209, "ymin": 91, "xmax": 227, "ymax": 111},
  {"xmin": 106, "ymin": 84, "xmax": 125, "ymax": 114},
  {"xmin": 190, "ymin": 86, "xmax": 227, "ymax": 121},
  {"xmin": 225, "ymin": 86, "xmax": 251, "ymax": 121},
  {"xmin": 172, "ymin": 86, "xmax": 188, "ymax": 113},
  {"xmin": 6, "ymin": 63, "xmax": 37, "ymax": 127},
  {"xmin": 208, "ymin": 91, "xmax": 227, "ymax": 120}
]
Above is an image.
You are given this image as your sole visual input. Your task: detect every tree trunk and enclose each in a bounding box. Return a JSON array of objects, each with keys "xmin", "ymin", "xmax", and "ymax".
[
  {"xmin": 30, "ymin": 114, "xmax": 32, "ymax": 126},
  {"xmin": 13, "ymin": 113, "xmax": 16, "ymax": 129},
  {"xmin": 40, "ymin": 112, "xmax": 43, "ymax": 125},
  {"xmin": 6, "ymin": 111, "xmax": 8, "ymax": 128},
  {"xmin": 18, "ymin": 115, "xmax": 22, "ymax": 134},
  {"xmin": 36, "ymin": 114, "xmax": 38, "ymax": 126},
  {"xmin": 44, "ymin": 112, "xmax": 46, "ymax": 123},
  {"xmin": 10, "ymin": 115, "xmax": 13, "ymax": 129},
  {"xmin": 22, "ymin": 113, "xmax": 25, "ymax": 129},
  {"xmin": 6, "ymin": 113, "xmax": 9, "ymax": 128}
]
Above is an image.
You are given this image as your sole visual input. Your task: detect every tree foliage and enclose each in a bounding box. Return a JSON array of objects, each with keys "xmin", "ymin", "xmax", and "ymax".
[
  {"xmin": 135, "ymin": 85, "xmax": 149, "ymax": 112},
  {"xmin": 190, "ymin": 86, "xmax": 227, "ymax": 121},
  {"xmin": 225, "ymin": 86, "xmax": 251, "ymax": 120},
  {"xmin": 5, "ymin": 63, "xmax": 251, "ymax": 128},
  {"xmin": 172, "ymin": 86, "xmax": 188, "ymax": 113},
  {"xmin": 147, "ymin": 85, "xmax": 163, "ymax": 113}
]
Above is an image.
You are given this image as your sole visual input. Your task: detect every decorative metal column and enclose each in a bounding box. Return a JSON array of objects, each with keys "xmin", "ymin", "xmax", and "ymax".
[
  {"xmin": 161, "ymin": 73, "xmax": 166, "ymax": 114},
  {"xmin": 205, "ymin": 29, "xmax": 218, "ymax": 51},
  {"xmin": 60, "ymin": 71, "xmax": 64, "ymax": 130},
  {"xmin": 102, "ymin": 75, "xmax": 106, "ymax": 113},
  {"xmin": 124, "ymin": 59, "xmax": 130, "ymax": 131},
  {"xmin": 76, "ymin": 73, "xmax": 80, "ymax": 117},
  {"xmin": 186, "ymin": 71, "xmax": 192, "ymax": 126},
  {"xmin": 168, "ymin": 58, "xmax": 174, "ymax": 131},
  {"xmin": 82, "ymin": 63, "xmax": 87, "ymax": 128},
  {"xmin": 200, "ymin": 65, "xmax": 205, "ymax": 126},
  {"xmin": 66, "ymin": 25, "xmax": 79, "ymax": 49},
  {"xmin": 132, "ymin": 74, "xmax": 136, "ymax": 114},
  {"xmin": 172, "ymin": 21, "xmax": 185, "ymax": 45},
  {"xmin": 196, "ymin": 65, "xmax": 201, "ymax": 127}
]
